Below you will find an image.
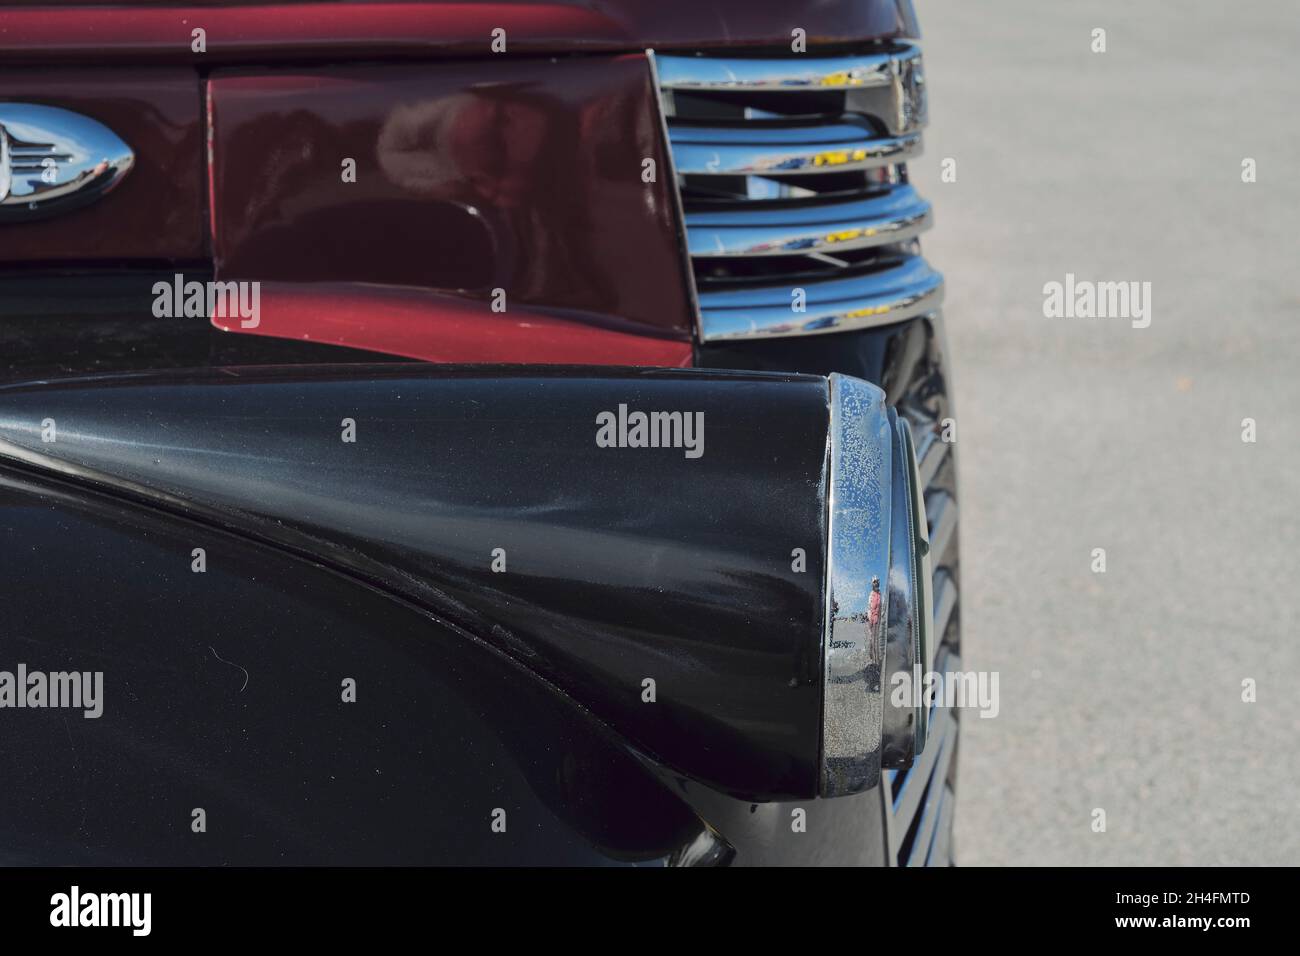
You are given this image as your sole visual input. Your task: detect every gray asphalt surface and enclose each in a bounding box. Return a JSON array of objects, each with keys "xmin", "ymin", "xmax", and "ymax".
[{"xmin": 909, "ymin": 0, "xmax": 1300, "ymax": 864}]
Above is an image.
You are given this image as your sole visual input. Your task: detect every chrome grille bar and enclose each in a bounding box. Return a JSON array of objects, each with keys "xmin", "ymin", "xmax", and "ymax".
[
  {"xmin": 669, "ymin": 121, "xmax": 922, "ymax": 176},
  {"xmin": 932, "ymin": 569, "xmax": 957, "ymax": 641},
  {"xmin": 886, "ymin": 649, "xmax": 959, "ymax": 866},
  {"xmin": 908, "ymin": 779, "xmax": 955, "ymax": 867},
  {"xmin": 924, "ymin": 489, "xmax": 957, "ymax": 566},
  {"xmin": 914, "ymin": 423, "xmax": 949, "ymax": 490},
  {"xmin": 686, "ymin": 185, "xmax": 931, "ymax": 257},
  {"xmin": 890, "ymin": 669, "xmax": 954, "ymax": 829},
  {"xmin": 697, "ymin": 255, "xmax": 944, "ymax": 342},
  {"xmin": 921, "ymin": 784, "xmax": 955, "ymax": 866},
  {"xmin": 880, "ymin": 356, "xmax": 958, "ymax": 866},
  {"xmin": 651, "ymin": 43, "xmax": 941, "ymax": 344},
  {"xmin": 656, "ymin": 45, "xmax": 922, "ymax": 95}
]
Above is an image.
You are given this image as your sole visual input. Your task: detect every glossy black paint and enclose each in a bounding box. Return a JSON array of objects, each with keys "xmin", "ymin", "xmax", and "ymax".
[
  {"xmin": 699, "ymin": 313, "xmax": 961, "ymax": 862},
  {"xmin": 1, "ymin": 463, "xmax": 891, "ymax": 867},
  {"xmin": 0, "ymin": 365, "xmax": 831, "ymax": 800},
  {"xmin": 0, "ymin": 469, "xmax": 715, "ymax": 865},
  {"xmin": 0, "ymin": 273, "xmax": 405, "ymax": 380},
  {"xmin": 697, "ymin": 315, "xmax": 936, "ymax": 408}
]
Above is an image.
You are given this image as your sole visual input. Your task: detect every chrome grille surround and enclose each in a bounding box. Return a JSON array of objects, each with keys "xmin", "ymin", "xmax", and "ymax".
[{"xmin": 649, "ymin": 43, "xmax": 942, "ymax": 343}]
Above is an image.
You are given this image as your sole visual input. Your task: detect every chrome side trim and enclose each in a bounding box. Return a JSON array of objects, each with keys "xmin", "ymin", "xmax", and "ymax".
[
  {"xmin": 686, "ymin": 185, "xmax": 930, "ymax": 258},
  {"xmin": 821, "ymin": 373, "xmax": 894, "ymax": 798},
  {"xmin": 656, "ymin": 44, "xmax": 922, "ymax": 95},
  {"xmin": 669, "ymin": 121, "xmax": 922, "ymax": 176},
  {"xmin": 698, "ymin": 256, "xmax": 944, "ymax": 342}
]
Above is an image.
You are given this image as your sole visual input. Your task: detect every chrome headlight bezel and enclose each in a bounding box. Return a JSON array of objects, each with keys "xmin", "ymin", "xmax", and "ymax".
[{"xmin": 820, "ymin": 374, "xmax": 934, "ymax": 798}]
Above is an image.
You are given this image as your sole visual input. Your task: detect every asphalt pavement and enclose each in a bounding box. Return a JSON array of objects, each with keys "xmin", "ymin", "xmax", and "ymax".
[{"xmin": 910, "ymin": 0, "xmax": 1300, "ymax": 865}]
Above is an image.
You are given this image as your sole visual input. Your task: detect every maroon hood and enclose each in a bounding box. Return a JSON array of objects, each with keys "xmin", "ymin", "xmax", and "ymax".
[
  {"xmin": 0, "ymin": 1, "xmax": 917, "ymax": 64},
  {"xmin": 520, "ymin": 0, "xmax": 920, "ymax": 49}
]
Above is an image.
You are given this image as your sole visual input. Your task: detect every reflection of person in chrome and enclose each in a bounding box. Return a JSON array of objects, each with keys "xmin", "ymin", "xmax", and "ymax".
[{"xmin": 868, "ymin": 576, "xmax": 883, "ymax": 635}]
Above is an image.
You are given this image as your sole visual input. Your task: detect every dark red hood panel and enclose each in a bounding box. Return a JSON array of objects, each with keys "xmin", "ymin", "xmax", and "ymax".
[
  {"xmin": 0, "ymin": 1, "xmax": 915, "ymax": 64},
  {"xmin": 208, "ymin": 55, "xmax": 693, "ymax": 335},
  {"xmin": 587, "ymin": 0, "xmax": 918, "ymax": 49},
  {"xmin": 0, "ymin": 0, "xmax": 915, "ymax": 366}
]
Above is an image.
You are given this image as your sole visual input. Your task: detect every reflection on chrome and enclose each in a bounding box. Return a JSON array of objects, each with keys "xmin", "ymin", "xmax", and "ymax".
[
  {"xmin": 654, "ymin": 42, "xmax": 939, "ymax": 345},
  {"xmin": 669, "ymin": 123, "xmax": 922, "ymax": 177},
  {"xmin": 698, "ymin": 256, "xmax": 944, "ymax": 341},
  {"xmin": 657, "ymin": 44, "xmax": 923, "ymax": 98},
  {"xmin": 0, "ymin": 103, "xmax": 134, "ymax": 220},
  {"xmin": 686, "ymin": 185, "xmax": 931, "ymax": 258},
  {"xmin": 822, "ymin": 376, "xmax": 936, "ymax": 796},
  {"xmin": 821, "ymin": 374, "xmax": 893, "ymax": 797}
]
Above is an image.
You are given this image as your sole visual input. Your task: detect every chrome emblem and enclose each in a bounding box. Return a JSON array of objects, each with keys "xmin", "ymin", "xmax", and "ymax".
[{"xmin": 0, "ymin": 104, "xmax": 134, "ymax": 221}]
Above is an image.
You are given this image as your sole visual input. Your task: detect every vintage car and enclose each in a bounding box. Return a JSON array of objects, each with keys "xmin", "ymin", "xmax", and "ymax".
[{"xmin": 0, "ymin": 0, "xmax": 957, "ymax": 866}]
